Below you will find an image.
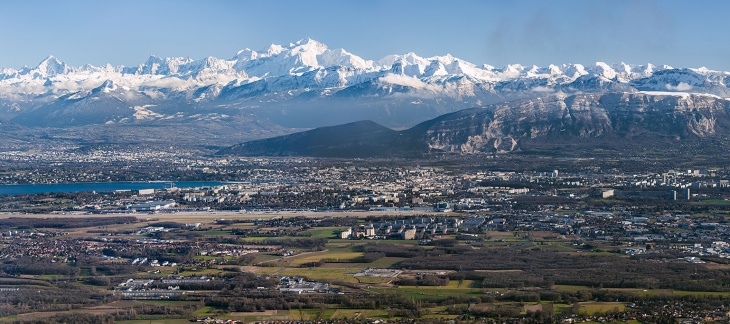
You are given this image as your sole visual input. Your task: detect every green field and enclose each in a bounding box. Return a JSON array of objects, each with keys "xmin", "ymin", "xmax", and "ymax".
[
  {"xmin": 553, "ymin": 285, "xmax": 730, "ymax": 298},
  {"xmin": 304, "ymin": 227, "xmax": 344, "ymax": 238},
  {"xmin": 575, "ymin": 302, "xmax": 626, "ymax": 315},
  {"xmin": 37, "ymin": 274, "xmax": 62, "ymax": 280},
  {"xmin": 672, "ymin": 290, "xmax": 730, "ymax": 297},
  {"xmin": 692, "ymin": 199, "xmax": 730, "ymax": 205},
  {"xmin": 192, "ymin": 306, "xmax": 217, "ymax": 316},
  {"xmin": 364, "ymin": 283, "xmax": 487, "ymax": 300},
  {"xmin": 369, "ymin": 256, "xmax": 406, "ymax": 267},
  {"xmin": 287, "ymin": 251, "xmax": 364, "ymax": 266},
  {"xmin": 329, "ymin": 309, "xmax": 390, "ymax": 319}
]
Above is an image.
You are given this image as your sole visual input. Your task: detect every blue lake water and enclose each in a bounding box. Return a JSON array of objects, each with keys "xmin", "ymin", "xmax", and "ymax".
[{"xmin": 0, "ymin": 181, "xmax": 225, "ymax": 195}]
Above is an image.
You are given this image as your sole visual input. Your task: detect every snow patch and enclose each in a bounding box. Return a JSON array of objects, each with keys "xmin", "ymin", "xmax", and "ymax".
[
  {"xmin": 639, "ymin": 91, "xmax": 691, "ymax": 98},
  {"xmin": 132, "ymin": 105, "xmax": 164, "ymax": 120}
]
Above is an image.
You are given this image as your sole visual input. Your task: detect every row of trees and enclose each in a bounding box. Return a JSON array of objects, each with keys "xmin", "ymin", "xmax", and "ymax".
[
  {"xmin": 0, "ymin": 216, "xmax": 137, "ymax": 229},
  {"xmin": 399, "ymin": 247, "xmax": 729, "ymax": 291}
]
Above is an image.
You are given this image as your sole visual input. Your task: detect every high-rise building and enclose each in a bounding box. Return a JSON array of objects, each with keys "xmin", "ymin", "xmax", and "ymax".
[{"xmin": 682, "ymin": 188, "xmax": 691, "ymax": 200}]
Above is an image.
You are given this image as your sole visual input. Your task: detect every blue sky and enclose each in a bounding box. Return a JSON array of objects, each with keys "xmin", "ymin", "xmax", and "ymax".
[{"xmin": 1, "ymin": 0, "xmax": 729, "ymax": 70}]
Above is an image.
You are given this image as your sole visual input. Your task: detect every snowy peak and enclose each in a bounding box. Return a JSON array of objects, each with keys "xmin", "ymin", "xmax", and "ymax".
[
  {"xmin": 2, "ymin": 40, "xmax": 723, "ymax": 90},
  {"xmin": 264, "ymin": 44, "xmax": 286, "ymax": 56},
  {"xmin": 131, "ymin": 55, "xmax": 194, "ymax": 75},
  {"xmin": 91, "ymin": 79, "xmax": 117, "ymax": 93},
  {"xmin": 180, "ymin": 56, "xmax": 240, "ymax": 80},
  {"xmin": 318, "ymin": 48, "xmax": 372, "ymax": 70},
  {"xmin": 377, "ymin": 52, "xmax": 429, "ymax": 70},
  {"xmin": 32, "ymin": 55, "xmax": 70, "ymax": 78},
  {"xmin": 563, "ymin": 64, "xmax": 588, "ymax": 79},
  {"xmin": 2, "ymin": 38, "xmax": 730, "ymax": 130},
  {"xmin": 630, "ymin": 68, "xmax": 711, "ymax": 92},
  {"xmin": 292, "ymin": 37, "xmax": 322, "ymax": 46},
  {"xmin": 232, "ymin": 48, "xmax": 257, "ymax": 61},
  {"xmin": 231, "ymin": 38, "xmax": 373, "ymax": 77},
  {"xmin": 590, "ymin": 62, "xmax": 617, "ymax": 80},
  {"xmin": 287, "ymin": 40, "xmax": 327, "ymax": 70},
  {"xmin": 290, "ymin": 37, "xmax": 328, "ymax": 53}
]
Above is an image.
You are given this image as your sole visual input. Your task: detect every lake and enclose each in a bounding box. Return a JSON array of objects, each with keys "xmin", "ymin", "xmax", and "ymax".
[{"xmin": 0, "ymin": 181, "xmax": 226, "ymax": 195}]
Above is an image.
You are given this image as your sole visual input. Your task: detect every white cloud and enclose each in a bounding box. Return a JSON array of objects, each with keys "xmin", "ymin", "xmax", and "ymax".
[
  {"xmin": 379, "ymin": 73, "xmax": 429, "ymax": 89},
  {"xmin": 532, "ymin": 86, "xmax": 554, "ymax": 93},
  {"xmin": 142, "ymin": 77, "xmax": 196, "ymax": 90},
  {"xmin": 665, "ymin": 82, "xmax": 693, "ymax": 91}
]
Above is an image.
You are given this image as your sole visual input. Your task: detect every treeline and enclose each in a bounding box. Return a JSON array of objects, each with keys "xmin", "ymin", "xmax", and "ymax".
[
  {"xmin": 96, "ymin": 245, "xmax": 197, "ymax": 264},
  {"xmin": 242, "ymin": 238, "xmax": 328, "ymax": 250},
  {"xmin": 313, "ymin": 217, "xmax": 359, "ymax": 227},
  {"xmin": 231, "ymin": 228, "xmax": 300, "ymax": 237},
  {"xmin": 223, "ymin": 236, "xmax": 329, "ymax": 250},
  {"xmin": 0, "ymin": 256, "xmax": 149, "ymax": 277},
  {"xmin": 206, "ymin": 291, "xmax": 409, "ymax": 312},
  {"xmin": 212, "ymin": 218, "xmax": 254, "ymax": 225},
  {"xmin": 0, "ymin": 216, "xmax": 137, "ymax": 229},
  {"xmin": 17, "ymin": 313, "xmax": 115, "ymax": 324},
  {"xmin": 399, "ymin": 248, "xmax": 730, "ymax": 291},
  {"xmin": 1, "ymin": 257, "xmax": 79, "ymax": 276},
  {"xmin": 394, "ymin": 274, "xmax": 449, "ymax": 286},
  {"xmin": 359, "ymin": 243, "xmax": 424, "ymax": 258},
  {"xmin": 91, "ymin": 263, "xmax": 146, "ymax": 276},
  {"xmin": 147, "ymin": 221, "xmax": 186, "ymax": 228},
  {"xmin": 0, "ymin": 278, "xmax": 52, "ymax": 287},
  {"xmin": 0, "ymin": 283, "xmax": 113, "ymax": 316},
  {"xmin": 13, "ymin": 303, "xmax": 197, "ymax": 323}
]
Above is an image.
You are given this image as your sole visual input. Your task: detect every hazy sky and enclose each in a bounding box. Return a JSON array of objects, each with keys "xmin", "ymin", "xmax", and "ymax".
[{"xmin": 1, "ymin": 0, "xmax": 728, "ymax": 70}]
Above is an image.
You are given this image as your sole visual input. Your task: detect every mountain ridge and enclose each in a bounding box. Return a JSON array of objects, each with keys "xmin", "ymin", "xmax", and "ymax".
[
  {"xmin": 2, "ymin": 38, "xmax": 730, "ymax": 132},
  {"xmin": 218, "ymin": 92, "xmax": 730, "ymax": 157}
]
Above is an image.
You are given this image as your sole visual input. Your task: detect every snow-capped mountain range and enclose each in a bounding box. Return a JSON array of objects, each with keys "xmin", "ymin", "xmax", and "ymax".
[{"xmin": 2, "ymin": 38, "xmax": 730, "ymax": 132}]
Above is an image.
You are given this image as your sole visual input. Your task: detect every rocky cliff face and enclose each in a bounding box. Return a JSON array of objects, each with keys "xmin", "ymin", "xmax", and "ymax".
[
  {"xmin": 413, "ymin": 92, "xmax": 730, "ymax": 153},
  {"xmin": 220, "ymin": 92, "xmax": 730, "ymax": 157},
  {"xmin": 406, "ymin": 93, "xmax": 730, "ymax": 153}
]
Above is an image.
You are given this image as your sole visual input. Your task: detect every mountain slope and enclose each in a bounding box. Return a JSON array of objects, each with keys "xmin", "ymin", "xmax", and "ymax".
[
  {"xmin": 217, "ymin": 120, "xmax": 423, "ymax": 157},
  {"xmin": 408, "ymin": 92, "xmax": 730, "ymax": 153},
  {"xmin": 218, "ymin": 92, "xmax": 730, "ymax": 157}
]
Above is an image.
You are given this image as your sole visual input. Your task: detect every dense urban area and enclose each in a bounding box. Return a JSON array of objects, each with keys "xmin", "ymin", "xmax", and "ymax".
[{"xmin": 2, "ymin": 148, "xmax": 730, "ymax": 323}]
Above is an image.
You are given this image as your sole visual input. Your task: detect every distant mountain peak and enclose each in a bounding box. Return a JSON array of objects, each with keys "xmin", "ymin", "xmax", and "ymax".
[
  {"xmin": 33, "ymin": 55, "xmax": 69, "ymax": 77},
  {"xmin": 91, "ymin": 79, "xmax": 117, "ymax": 93},
  {"xmin": 3, "ymin": 39, "xmax": 730, "ymax": 133},
  {"xmin": 264, "ymin": 43, "xmax": 286, "ymax": 56},
  {"xmin": 293, "ymin": 37, "xmax": 323, "ymax": 46},
  {"xmin": 40, "ymin": 55, "xmax": 59, "ymax": 62}
]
